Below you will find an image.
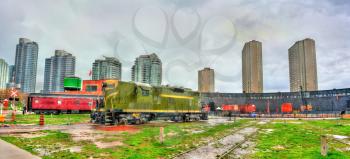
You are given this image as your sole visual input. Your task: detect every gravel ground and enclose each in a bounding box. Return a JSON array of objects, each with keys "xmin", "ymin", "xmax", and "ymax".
[
  {"xmin": 226, "ymin": 140, "xmax": 256, "ymax": 159},
  {"xmin": 175, "ymin": 127, "xmax": 258, "ymax": 159}
]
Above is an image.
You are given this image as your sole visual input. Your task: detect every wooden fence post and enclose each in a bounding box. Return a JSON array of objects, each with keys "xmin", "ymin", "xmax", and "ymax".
[
  {"xmin": 321, "ymin": 135, "xmax": 328, "ymax": 156},
  {"xmin": 159, "ymin": 127, "xmax": 164, "ymax": 144}
]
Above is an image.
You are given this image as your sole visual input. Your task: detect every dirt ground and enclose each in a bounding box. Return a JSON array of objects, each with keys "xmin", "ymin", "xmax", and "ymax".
[{"xmin": 1, "ymin": 116, "xmax": 239, "ymax": 155}]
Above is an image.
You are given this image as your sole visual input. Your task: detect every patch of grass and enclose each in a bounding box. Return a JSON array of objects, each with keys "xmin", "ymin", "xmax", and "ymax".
[
  {"xmin": 4, "ymin": 114, "xmax": 90, "ymax": 125},
  {"xmin": 1, "ymin": 119, "xmax": 250, "ymax": 159},
  {"xmin": 252, "ymin": 119, "xmax": 350, "ymax": 159},
  {"xmin": 0, "ymin": 130, "xmax": 76, "ymax": 155},
  {"xmin": 110, "ymin": 119, "xmax": 250, "ymax": 159}
]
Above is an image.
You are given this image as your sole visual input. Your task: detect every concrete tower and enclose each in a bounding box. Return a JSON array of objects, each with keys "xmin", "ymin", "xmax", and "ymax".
[
  {"xmin": 198, "ymin": 67, "xmax": 215, "ymax": 93},
  {"xmin": 242, "ymin": 40, "xmax": 263, "ymax": 93},
  {"xmin": 288, "ymin": 38, "xmax": 318, "ymax": 92}
]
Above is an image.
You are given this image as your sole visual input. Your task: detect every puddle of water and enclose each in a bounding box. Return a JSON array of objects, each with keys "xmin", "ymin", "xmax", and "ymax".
[
  {"xmin": 94, "ymin": 141, "xmax": 123, "ymax": 149},
  {"xmin": 68, "ymin": 146, "xmax": 82, "ymax": 153},
  {"xmin": 332, "ymin": 135, "xmax": 349, "ymax": 140},
  {"xmin": 10, "ymin": 132, "xmax": 48, "ymax": 138}
]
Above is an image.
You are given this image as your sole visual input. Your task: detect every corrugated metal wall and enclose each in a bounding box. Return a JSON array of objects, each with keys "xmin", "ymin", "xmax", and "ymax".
[{"xmin": 201, "ymin": 88, "xmax": 350, "ymax": 113}]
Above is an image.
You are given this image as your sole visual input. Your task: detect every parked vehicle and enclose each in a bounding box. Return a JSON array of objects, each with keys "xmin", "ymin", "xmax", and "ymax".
[
  {"xmin": 28, "ymin": 93, "xmax": 101, "ymax": 114},
  {"xmin": 91, "ymin": 81, "xmax": 208, "ymax": 125}
]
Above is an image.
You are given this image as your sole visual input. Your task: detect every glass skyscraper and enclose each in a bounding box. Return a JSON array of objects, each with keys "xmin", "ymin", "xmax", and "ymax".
[
  {"xmin": 7, "ymin": 65, "xmax": 15, "ymax": 83},
  {"xmin": 0, "ymin": 58, "xmax": 9, "ymax": 89},
  {"xmin": 131, "ymin": 53, "xmax": 162, "ymax": 86},
  {"xmin": 92, "ymin": 56, "xmax": 122, "ymax": 80},
  {"xmin": 14, "ymin": 38, "xmax": 39, "ymax": 93},
  {"xmin": 43, "ymin": 50, "xmax": 76, "ymax": 93}
]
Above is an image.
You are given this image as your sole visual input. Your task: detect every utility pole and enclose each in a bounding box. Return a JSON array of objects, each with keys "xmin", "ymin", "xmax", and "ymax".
[{"xmin": 300, "ymin": 86, "xmax": 307, "ymax": 117}]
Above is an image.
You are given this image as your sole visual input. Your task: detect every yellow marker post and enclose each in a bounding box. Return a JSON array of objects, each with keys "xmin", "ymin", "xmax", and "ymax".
[{"xmin": 159, "ymin": 127, "xmax": 164, "ymax": 144}]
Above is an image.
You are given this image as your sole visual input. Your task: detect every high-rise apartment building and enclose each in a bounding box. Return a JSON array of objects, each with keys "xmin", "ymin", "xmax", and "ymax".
[
  {"xmin": 242, "ymin": 40, "xmax": 263, "ymax": 93},
  {"xmin": 43, "ymin": 50, "xmax": 76, "ymax": 93},
  {"xmin": 131, "ymin": 53, "xmax": 162, "ymax": 86},
  {"xmin": 7, "ymin": 65, "xmax": 15, "ymax": 83},
  {"xmin": 0, "ymin": 59, "xmax": 9, "ymax": 89},
  {"xmin": 288, "ymin": 38, "xmax": 318, "ymax": 92},
  {"xmin": 92, "ymin": 56, "xmax": 122, "ymax": 80},
  {"xmin": 198, "ymin": 67, "xmax": 215, "ymax": 92},
  {"xmin": 14, "ymin": 38, "xmax": 39, "ymax": 93}
]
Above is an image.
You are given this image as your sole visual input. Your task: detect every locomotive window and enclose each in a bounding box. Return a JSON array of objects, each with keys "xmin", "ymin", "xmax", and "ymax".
[
  {"xmin": 86, "ymin": 85, "xmax": 98, "ymax": 92},
  {"xmin": 141, "ymin": 89, "xmax": 150, "ymax": 96}
]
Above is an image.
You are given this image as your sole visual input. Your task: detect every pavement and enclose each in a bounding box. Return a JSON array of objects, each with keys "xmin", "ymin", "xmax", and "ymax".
[{"xmin": 0, "ymin": 139, "xmax": 41, "ymax": 159}]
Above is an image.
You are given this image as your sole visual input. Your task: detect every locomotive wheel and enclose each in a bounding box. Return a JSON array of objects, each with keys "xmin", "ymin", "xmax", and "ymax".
[
  {"xmin": 135, "ymin": 119, "xmax": 141, "ymax": 125},
  {"xmin": 113, "ymin": 119, "xmax": 119, "ymax": 125},
  {"xmin": 194, "ymin": 117, "xmax": 200, "ymax": 121},
  {"xmin": 141, "ymin": 118, "xmax": 147, "ymax": 124},
  {"xmin": 120, "ymin": 118, "xmax": 128, "ymax": 125}
]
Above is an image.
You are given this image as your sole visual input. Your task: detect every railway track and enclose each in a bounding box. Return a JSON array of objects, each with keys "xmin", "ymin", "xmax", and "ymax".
[
  {"xmin": 170, "ymin": 120, "xmax": 259, "ymax": 159},
  {"xmin": 216, "ymin": 128, "xmax": 260, "ymax": 159}
]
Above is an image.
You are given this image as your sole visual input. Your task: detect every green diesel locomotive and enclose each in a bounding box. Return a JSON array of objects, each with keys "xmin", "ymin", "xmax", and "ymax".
[{"xmin": 91, "ymin": 81, "xmax": 208, "ymax": 125}]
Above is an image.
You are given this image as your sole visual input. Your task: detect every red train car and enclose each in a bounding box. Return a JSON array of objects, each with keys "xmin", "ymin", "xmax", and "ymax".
[
  {"xmin": 281, "ymin": 103, "xmax": 293, "ymax": 113},
  {"xmin": 28, "ymin": 93, "xmax": 101, "ymax": 114},
  {"xmin": 222, "ymin": 104, "xmax": 239, "ymax": 112},
  {"xmin": 239, "ymin": 104, "xmax": 256, "ymax": 114}
]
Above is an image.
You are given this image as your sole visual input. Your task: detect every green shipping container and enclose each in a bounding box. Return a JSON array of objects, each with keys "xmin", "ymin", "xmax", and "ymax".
[{"xmin": 64, "ymin": 77, "xmax": 82, "ymax": 90}]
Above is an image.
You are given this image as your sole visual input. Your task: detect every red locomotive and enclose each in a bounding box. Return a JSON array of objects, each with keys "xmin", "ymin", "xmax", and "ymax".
[{"xmin": 28, "ymin": 93, "xmax": 101, "ymax": 114}]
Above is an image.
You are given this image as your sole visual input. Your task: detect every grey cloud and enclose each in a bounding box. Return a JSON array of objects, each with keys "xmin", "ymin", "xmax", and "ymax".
[{"xmin": 0, "ymin": 0, "xmax": 349, "ymax": 93}]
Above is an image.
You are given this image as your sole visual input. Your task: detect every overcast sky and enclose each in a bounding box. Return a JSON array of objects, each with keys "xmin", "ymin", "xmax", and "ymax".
[{"xmin": 0, "ymin": 0, "xmax": 349, "ymax": 93}]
